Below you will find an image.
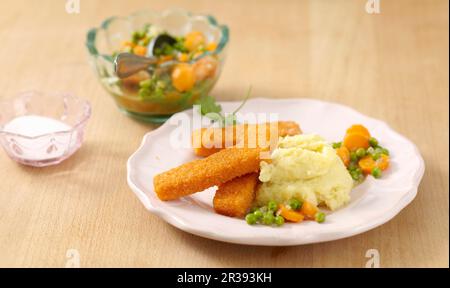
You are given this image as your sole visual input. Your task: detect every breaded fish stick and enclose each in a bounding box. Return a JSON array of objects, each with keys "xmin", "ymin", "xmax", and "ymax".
[
  {"xmin": 213, "ymin": 173, "xmax": 259, "ymax": 218},
  {"xmin": 192, "ymin": 121, "xmax": 302, "ymax": 157},
  {"xmin": 153, "ymin": 148, "xmax": 261, "ymax": 201}
]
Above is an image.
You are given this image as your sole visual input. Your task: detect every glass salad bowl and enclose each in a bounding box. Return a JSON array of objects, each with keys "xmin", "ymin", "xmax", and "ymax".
[
  {"xmin": 0, "ymin": 91, "xmax": 91, "ymax": 167},
  {"xmin": 86, "ymin": 9, "xmax": 229, "ymax": 123}
]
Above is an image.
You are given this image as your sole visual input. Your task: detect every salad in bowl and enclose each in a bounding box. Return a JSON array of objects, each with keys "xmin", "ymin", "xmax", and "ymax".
[{"xmin": 86, "ymin": 9, "xmax": 229, "ymax": 123}]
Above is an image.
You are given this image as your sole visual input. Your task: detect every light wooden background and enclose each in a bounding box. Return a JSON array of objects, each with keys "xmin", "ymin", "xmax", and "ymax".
[{"xmin": 0, "ymin": 0, "xmax": 448, "ymax": 267}]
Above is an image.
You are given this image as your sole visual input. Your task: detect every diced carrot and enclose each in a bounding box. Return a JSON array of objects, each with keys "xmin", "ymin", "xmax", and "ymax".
[
  {"xmin": 178, "ymin": 53, "xmax": 189, "ymax": 62},
  {"xmin": 157, "ymin": 55, "xmax": 174, "ymax": 64},
  {"xmin": 376, "ymin": 154, "xmax": 390, "ymax": 171},
  {"xmin": 121, "ymin": 41, "xmax": 134, "ymax": 48},
  {"xmin": 336, "ymin": 146, "xmax": 350, "ymax": 167},
  {"xmin": 343, "ymin": 132, "xmax": 370, "ymax": 151},
  {"xmin": 133, "ymin": 45, "xmax": 147, "ymax": 56},
  {"xmin": 346, "ymin": 124, "xmax": 371, "ymax": 139},
  {"xmin": 206, "ymin": 42, "xmax": 218, "ymax": 51},
  {"xmin": 358, "ymin": 156, "xmax": 376, "ymax": 174},
  {"xmin": 278, "ymin": 205, "xmax": 304, "ymax": 223},
  {"xmin": 300, "ymin": 201, "xmax": 318, "ymax": 219}
]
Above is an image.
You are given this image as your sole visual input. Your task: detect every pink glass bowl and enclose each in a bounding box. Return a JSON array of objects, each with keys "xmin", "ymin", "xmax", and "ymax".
[{"xmin": 0, "ymin": 91, "xmax": 91, "ymax": 167}]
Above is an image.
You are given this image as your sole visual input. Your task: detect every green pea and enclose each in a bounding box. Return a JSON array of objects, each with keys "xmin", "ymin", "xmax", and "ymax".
[
  {"xmin": 249, "ymin": 207, "xmax": 258, "ymax": 213},
  {"xmin": 348, "ymin": 162, "xmax": 358, "ymax": 171},
  {"xmin": 268, "ymin": 200, "xmax": 278, "ymax": 211},
  {"xmin": 253, "ymin": 210, "xmax": 263, "ymax": 220},
  {"xmin": 259, "ymin": 206, "xmax": 268, "ymax": 213},
  {"xmin": 124, "ymin": 46, "xmax": 133, "ymax": 53},
  {"xmin": 245, "ymin": 213, "xmax": 258, "ymax": 225},
  {"xmin": 315, "ymin": 212, "xmax": 326, "ymax": 223},
  {"xmin": 288, "ymin": 198, "xmax": 302, "ymax": 210},
  {"xmin": 371, "ymin": 153, "xmax": 381, "ymax": 160},
  {"xmin": 156, "ymin": 80, "xmax": 166, "ymax": 89},
  {"xmin": 140, "ymin": 37, "xmax": 150, "ymax": 46},
  {"xmin": 374, "ymin": 147, "xmax": 384, "ymax": 154},
  {"xmin": 375, "ymin": 146, "xmax": 389, "ymax": 156},
  {"xmin": 356, "ymin": 148, "xmax": 366, "ymax": 158},
  {"xmin": 173, "ymin": 40, "xmax": 188, "ymax": 53},
  {"xmin": 350, "ymin": 152, "xmax": 358, "ymax": 162},
  {"xmin": 132, "ymin": 31, "xmax": 141, "ymax": 43},
  {"xmin": 139, "ymin": 79, "xmax": 152, "ymax": 89},
  {"xmin": 350, "ymin": 170, "xmax": 361, "ymax": 181},
  {"xmin": 369, "ymin": 137, "xmax": 379, "ymax": 147},
  {"xmin": 154, "ymin": 87, "xmax": 164, "ymax": 99},
  {"xmin": 350, "ymin": 167, "xmax": 362, "ymax": 180},
  {"xmin": 332, "ymin": 142, "xmax": 342, "ymax": 149},
  {"xmin": 367, "ymin": 147, "xmax": 375, "ymax": 154},
  {"xmin": 371, "ymin": 167, "xmax": 382, "ymax": 179},
  {"xmin": 275, "ymin": 215, "xmax": 285, "ymax": 226},
  {"xmin": 262, "ymin": 212, "xmax": 275, "ymax": 225},
  {"xmin": 137, "ymin": 30, "xmax": 146, "ymax": 39},
  {"xmin": 138, "ymin": 88, "xmax": 150, "ymax": 100}
]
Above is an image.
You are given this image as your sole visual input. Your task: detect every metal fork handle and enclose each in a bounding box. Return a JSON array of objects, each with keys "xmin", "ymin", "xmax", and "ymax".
[{"xmin": 114, "ymin": 53, "xmax": 158, "ymax": 78}]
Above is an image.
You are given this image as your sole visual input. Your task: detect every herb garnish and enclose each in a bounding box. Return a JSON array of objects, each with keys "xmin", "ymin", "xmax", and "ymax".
[{"xmin": 195, "ymin": 86, "xmax": 252, "ymax": 126}]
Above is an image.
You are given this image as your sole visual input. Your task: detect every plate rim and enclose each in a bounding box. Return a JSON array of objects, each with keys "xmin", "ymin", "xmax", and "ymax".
[{"xmin": 126, "ymin": 98, "xmax": 425, "ymax": 246}]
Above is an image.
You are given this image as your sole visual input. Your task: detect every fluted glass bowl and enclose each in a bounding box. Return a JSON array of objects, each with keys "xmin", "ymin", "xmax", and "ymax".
[
  {"xmin": 86, "ymin": 9, "xmax": 229, "ymax": 123},
  {"xmin": 0, "ymin": 91, "xmax": 91, "ymax": 167}
]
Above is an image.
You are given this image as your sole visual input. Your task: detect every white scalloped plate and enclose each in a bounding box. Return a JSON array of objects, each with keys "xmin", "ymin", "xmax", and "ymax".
[{"xmin": 127, "ymin": 98, "xmax": 425, "ymax": 246}]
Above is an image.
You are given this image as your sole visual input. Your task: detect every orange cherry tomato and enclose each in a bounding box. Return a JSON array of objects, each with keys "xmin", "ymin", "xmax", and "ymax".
[
  {"xmin": 193, "ymin": 56, "xmax": 218, "ymax": 81},
  {"xmin": 171, "ymin": 64, "xmax": 195, "ymax": 92},
  {"xmin": 184, "ymin": 31, "xmax": 206, "ymax": 51}
]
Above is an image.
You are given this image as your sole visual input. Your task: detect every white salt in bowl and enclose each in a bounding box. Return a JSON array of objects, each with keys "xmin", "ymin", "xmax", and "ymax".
[{"xmin": 0, "ymin": 91, "xmax": 91, "ymax": 167}]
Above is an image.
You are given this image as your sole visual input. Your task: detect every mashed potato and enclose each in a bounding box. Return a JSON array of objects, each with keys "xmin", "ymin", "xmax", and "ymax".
[{"xmin": 256, "ymin": 134, "xmax": 353, "ymax": 210}]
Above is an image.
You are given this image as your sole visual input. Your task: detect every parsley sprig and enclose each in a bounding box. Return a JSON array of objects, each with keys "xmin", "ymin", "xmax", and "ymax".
[{"xmin": 195, "ymin": 86, "xmax": 252, "ymax": 126}]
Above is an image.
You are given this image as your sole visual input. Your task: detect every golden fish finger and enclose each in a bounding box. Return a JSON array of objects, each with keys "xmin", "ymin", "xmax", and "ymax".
[
  {"xmin": 213, "ymin": 173, "xmax": 259, "ymax": 218},
  {"xmin": 153, "ymin": 148, "xmax": 261, "ymax": 201},
  {"xmin": 192, "ymin": 121, "xmax": 302, "ymax": 157}
]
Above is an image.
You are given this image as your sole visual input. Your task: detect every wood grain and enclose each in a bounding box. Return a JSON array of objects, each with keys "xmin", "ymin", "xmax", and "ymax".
[{"xmin": 0, "ymin": 0, "xmax": 448, "ymax": 267}]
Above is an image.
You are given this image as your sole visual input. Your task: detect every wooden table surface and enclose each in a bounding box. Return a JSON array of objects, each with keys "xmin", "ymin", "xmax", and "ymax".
[{"xmin": 0, "ymin": 0, "xmax": 448, "ymax": 268}]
